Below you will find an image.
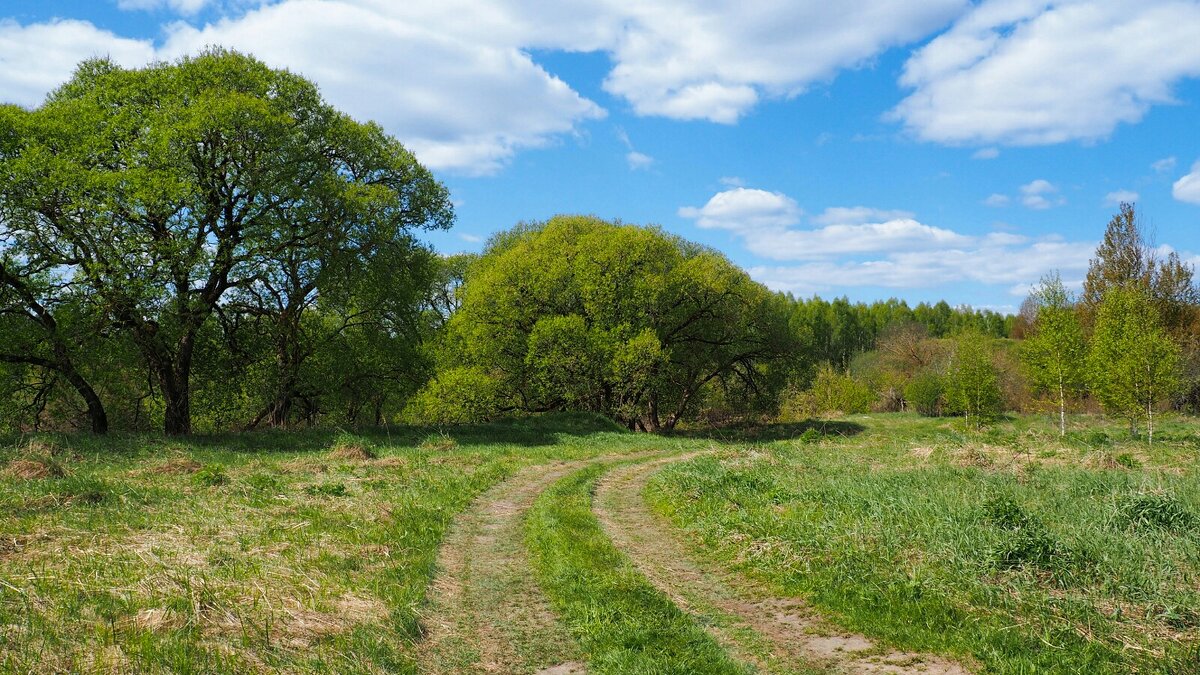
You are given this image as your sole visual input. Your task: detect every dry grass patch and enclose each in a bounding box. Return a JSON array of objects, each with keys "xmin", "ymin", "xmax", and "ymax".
[
  {"xmin": 328, "ymin": 442, "xmax": 376, "ymax": 461},
  {"xmin": 137, "ymin": 457, "xmax": 204, "ymax": 476},
  {"xmin": 3, "ymin": 458, "xmax": 65, "ymax": 480}
]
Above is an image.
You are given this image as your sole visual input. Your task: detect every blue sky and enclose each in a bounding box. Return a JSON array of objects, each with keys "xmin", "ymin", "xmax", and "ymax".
[{"xmin": 4, "ymin": 1, "xmax": 1200, "ymax": 311}]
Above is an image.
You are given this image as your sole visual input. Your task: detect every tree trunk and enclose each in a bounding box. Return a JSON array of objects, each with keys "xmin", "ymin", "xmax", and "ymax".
[
  {"xmin": 1058, "ymin": 381, "xmax": 1066, "ymax": 437},
  {"xmin": 64, "ymin": 368, "xmax": 109, "ymax": 434},
  {"xmin": 162, "ymin": 375, "xmax": 191, "ymax": 436},
  {"xmin": 0, "ymin": 353, "xmax": 108, "ymax": 434}
]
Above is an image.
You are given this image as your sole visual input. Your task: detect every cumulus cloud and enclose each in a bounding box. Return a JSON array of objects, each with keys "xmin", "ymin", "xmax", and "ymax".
[
  {"xmin": 682, "ymin": 186, "xmax": 1097, "ymax": 296},
  {"xmin": 892, "ymin": 0, "xmax": 1200, "ymax": 146},
  {"xmin": 616, "ymin": 127, "xmax": 654, "ymax": 170},
  {"xmin": 1, "ymin": 1, "xmax": 978, "ymax": 172},
  {"xmin": 983, "ymin": 193, "xmax": 1010, "ymax": 207},
  {"xmin": 159, "ymin": 0, "xmax": 605, "ymax": 175},
  {"xmin": 678, "ymin": 188, "xmax": 802, "ymax": 231},
  {"xmin": 972, "ymin": 147, "xmax": 999, "ymax": 160},
  {"xmin": 1174, "ymin": 161, "xmax": 1200, "ymax": 205},
  {"xmin": 0, "ymin": 19, "xmax": 155, "ymax": 107},
  {"xmin": 601, "ymin": 0, "xmax": 966, "ymax": 123},
  {"xmin": 810, "ymin": 206, "xmax": 915, "ymax": 226},
  {"xmin": 1104, "ymin": 189, "xmax": 1139, "ymax": 206},
  {"xmin": 1019, "ymin": 179, "xmax": 1066, "ymax": 210}
]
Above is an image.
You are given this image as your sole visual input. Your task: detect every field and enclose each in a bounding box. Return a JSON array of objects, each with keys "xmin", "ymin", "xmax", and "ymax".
[{"xmin": 1, "ymin": 413, "xmax": 1198, "ymax": 673}]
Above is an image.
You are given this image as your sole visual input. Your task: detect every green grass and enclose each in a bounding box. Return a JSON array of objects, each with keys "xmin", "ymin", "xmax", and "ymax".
[
  {"xmin": 5, "ymin": 411, "xmax": 1199, "ymax": 673},
  {"xmin": 0, "ymin": 413, "xmax": 671, "ymax": 674},
  {"xmin": 647, "ymin": 412, "xmax": 1200, "ymax": 674},
  {"xmin": 525, "ymin": 462, "xmax": 749, "ymax": 675}
]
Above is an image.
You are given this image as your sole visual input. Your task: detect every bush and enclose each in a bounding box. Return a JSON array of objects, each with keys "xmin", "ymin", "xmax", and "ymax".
[
  {"xmin": 781, "ymin": 364, "xmax": 874, "ymax": 420},
  {"xmin": 904, "ymin": 372, "xmax": 945, "ymax": 416},
  {"xmin": 403, "ymin": 366, "xmax": 504, "ymax": 425}
]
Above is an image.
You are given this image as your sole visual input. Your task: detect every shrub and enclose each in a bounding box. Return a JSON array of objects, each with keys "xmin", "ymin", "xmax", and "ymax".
[
  {"xmin": 403, "ymin": 366, "xmax": 503, "ymax": 425},
  {"xmin": 904, "ymin": 372, "xmax": 945, "ymax": 417},
  {"xmin": 781, "ymin": 364, "xmax": 874, "ymax": 420}
]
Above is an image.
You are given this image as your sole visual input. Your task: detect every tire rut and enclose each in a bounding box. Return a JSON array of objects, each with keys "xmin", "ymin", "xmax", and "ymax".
[
  {"xmin": 417, "ymin": 460, "xmax": 590, "ymax": 675},
  {"xmin": 594, "ymin": 456, "xmax": 974, "ymax": 675},
  {"xmin": 418, "ymin": 451, "xmax": 663, "ymax": 675}
]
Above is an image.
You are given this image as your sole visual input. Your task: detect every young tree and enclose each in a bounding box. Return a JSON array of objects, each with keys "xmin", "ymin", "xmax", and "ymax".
[
  {"xmin": 944, "ymin": 332, "xmax": 1003, "ymax": 429},
  {"xmin": 1089, "ymin": 286, "xmax": 1180, "ymax": 444},
  {"xmin": 0, "ymin": 51, "xmax": 451, "ymax": 434},
  {"xmin": 1021, "ymin": 274, "xmax": 1087, "ymax": 436}
]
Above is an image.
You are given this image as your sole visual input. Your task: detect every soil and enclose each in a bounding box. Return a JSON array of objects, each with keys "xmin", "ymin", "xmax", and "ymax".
[{"xmin": 593, "ymin": 456, "xmax": 973, "ymax": 675}]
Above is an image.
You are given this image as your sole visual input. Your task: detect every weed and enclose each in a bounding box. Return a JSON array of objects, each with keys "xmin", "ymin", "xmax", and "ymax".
[
  {"xmin": 192, "ymin": 465, "xmax": 228, "ymax": 487},
  {"xmin": 304, "ymin": 482, "xmax": 349, "ymax": 497},
  {"xmin": 1117, "ymin": 492, "xmax": 1195, "ymax": 532}
]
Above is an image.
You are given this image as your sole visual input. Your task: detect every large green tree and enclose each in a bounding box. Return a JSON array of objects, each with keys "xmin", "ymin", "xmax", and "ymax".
[
  {"xmin": 414, "ymin": 216, "xmax": 796, "ymax": 430},
  {"xmin": 1089, "ymin": 286, "xmax": 1180, "ymax": 444},
  {"xmin": 0, "ymin": 50, "xmax": 451, "ymax": 434},
  {"xmin": 1021, "ymin": 274, "xmax": 1087, "ymax": 436}
]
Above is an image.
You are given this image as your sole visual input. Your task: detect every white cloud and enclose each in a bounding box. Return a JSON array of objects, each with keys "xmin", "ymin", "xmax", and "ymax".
[
  {"xmin": 159, "ymin": 0, "xmax": 606, "ymax": 175},
  {"xmin": 1153, "ymin": 156, "xmax": 1178, "ymax": 173},
  {"xmin": 750, "ymin": 237, "xmax": 1097, "ymax": 295},
  {"xmin": 983, "ymin": 193, "xmax": 1011, "ymax": 207},
  {"xmin": 458, "ymin": 232, "xmax": 484, "ymax": 243},
  {"xmin": 719, "ymin": 176, "xmax": 746, "ymax": 187},
  {"xmin": 682, "ymin": 186, "xmax": 1099, "ymax": 297},
  {"xmin": 0, "ymin": 19, "xmax": 155, "ymax": 107},
  {"xmin": 972, "ymin": 147, "xmax": 999, "ymax": 160},
  {"xmin": 616, "ymin": 126, "xmax": 654, "ymax": 170},
  {"xmin": 117, "ymin": 0, "xmax": 212, "ymax": 14},
  {"xmin": 892, "ymin": 0, "xmax": 1200, "ymax": 146},
  {"xmin": 1104, "ymin": 189, "xmax": 1140, "ymax": 206},
  {"xmin": 1019, "ymin": 179, "xmax": 1065, "ymax": 210},
  {"xmin": 811, "ymin": 206, "xmax": 915, "ymax": 226},
  {"xmin": 626, "ymin": 151, "xmax": 654, "ymax": 170},
  {"xmin": 1174, "ymin": 160, "xmax": 1200, "ymax": 205},
  {"xmin": 678, "ymin": 188, "xmax": 802, "ymax": 231},
  {"xmin": 602, "ymin": 0, "xmax": 967, "ymax": 123}
]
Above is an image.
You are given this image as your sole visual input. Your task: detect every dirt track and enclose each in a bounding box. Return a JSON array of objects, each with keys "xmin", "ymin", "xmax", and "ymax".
[{"xmin": 419, "ymin": 452, "xmax": 972, "ymax": 674}]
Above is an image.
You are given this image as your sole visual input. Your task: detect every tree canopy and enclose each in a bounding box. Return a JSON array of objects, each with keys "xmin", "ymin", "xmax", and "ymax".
[
  {"xmin": 0, "ymin": 50, "xmax": 451, "ymax": 434},
  {"xmin": 409, "ymin": 215, "xmax": 797, "ymax": 430}
]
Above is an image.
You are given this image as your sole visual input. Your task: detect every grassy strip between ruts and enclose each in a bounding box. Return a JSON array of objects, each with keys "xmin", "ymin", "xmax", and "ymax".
[{"xmin": 525, "ymin": 461, "xmax": 749, "ymax": 675}]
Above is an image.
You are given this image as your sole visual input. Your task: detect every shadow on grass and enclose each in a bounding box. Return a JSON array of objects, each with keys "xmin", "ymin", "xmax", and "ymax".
[
  {"xmin": 0, "ymin": 411, "xmax": 631, "ymax": 457},
  {"xmin": 668, "ymin": 419, "xmax": 866, "ymax": 443}
]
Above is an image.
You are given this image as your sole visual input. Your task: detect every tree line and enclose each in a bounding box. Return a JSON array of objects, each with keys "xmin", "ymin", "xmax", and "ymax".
[
  {"xmin": 2, "ymin": 52, "xmax": 1196, "ymax": 438},
  {"xmin": 787, "ymin": 203, "xmax": 1197, "ymax": 441}
]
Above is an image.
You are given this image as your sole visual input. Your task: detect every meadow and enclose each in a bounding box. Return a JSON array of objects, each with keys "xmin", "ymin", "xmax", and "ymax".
[{"xmin": 2, "ymin": 412, "xmax": 1197, "ymax": 674}]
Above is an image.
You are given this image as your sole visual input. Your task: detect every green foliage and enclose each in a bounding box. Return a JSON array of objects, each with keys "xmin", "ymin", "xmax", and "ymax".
[
  {"xmin": 0, "ymin": 50, "xmax": 450, "ymax": 435},
  {"xmin": 944, "ymin": 332, "xmax": 1003, "ymax": 428},
  {"xmin": 422, "ymin": 215, "xmax": 796, "ymax": 430},
  {"xmin": 904, "ymin": 372, "xmax": 946, "ymax": 417},
  {"xmin": 781, "ymin": 363, "xmax": 874, "ymax": 419},
  {"xmin": 192, "ymin": 465, "xmax": 228, "ymax": 488},
  {"xmin": 1088, "ymin": 286, "xmax": 1181, "ymax": 441},
  {"xmin": 1021, "ymin": 274, "xmax": 1088, "ymax": 435},
  {"xmin": 403, "ymin": 366, "xmax": 504, "ymax": 425}
]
